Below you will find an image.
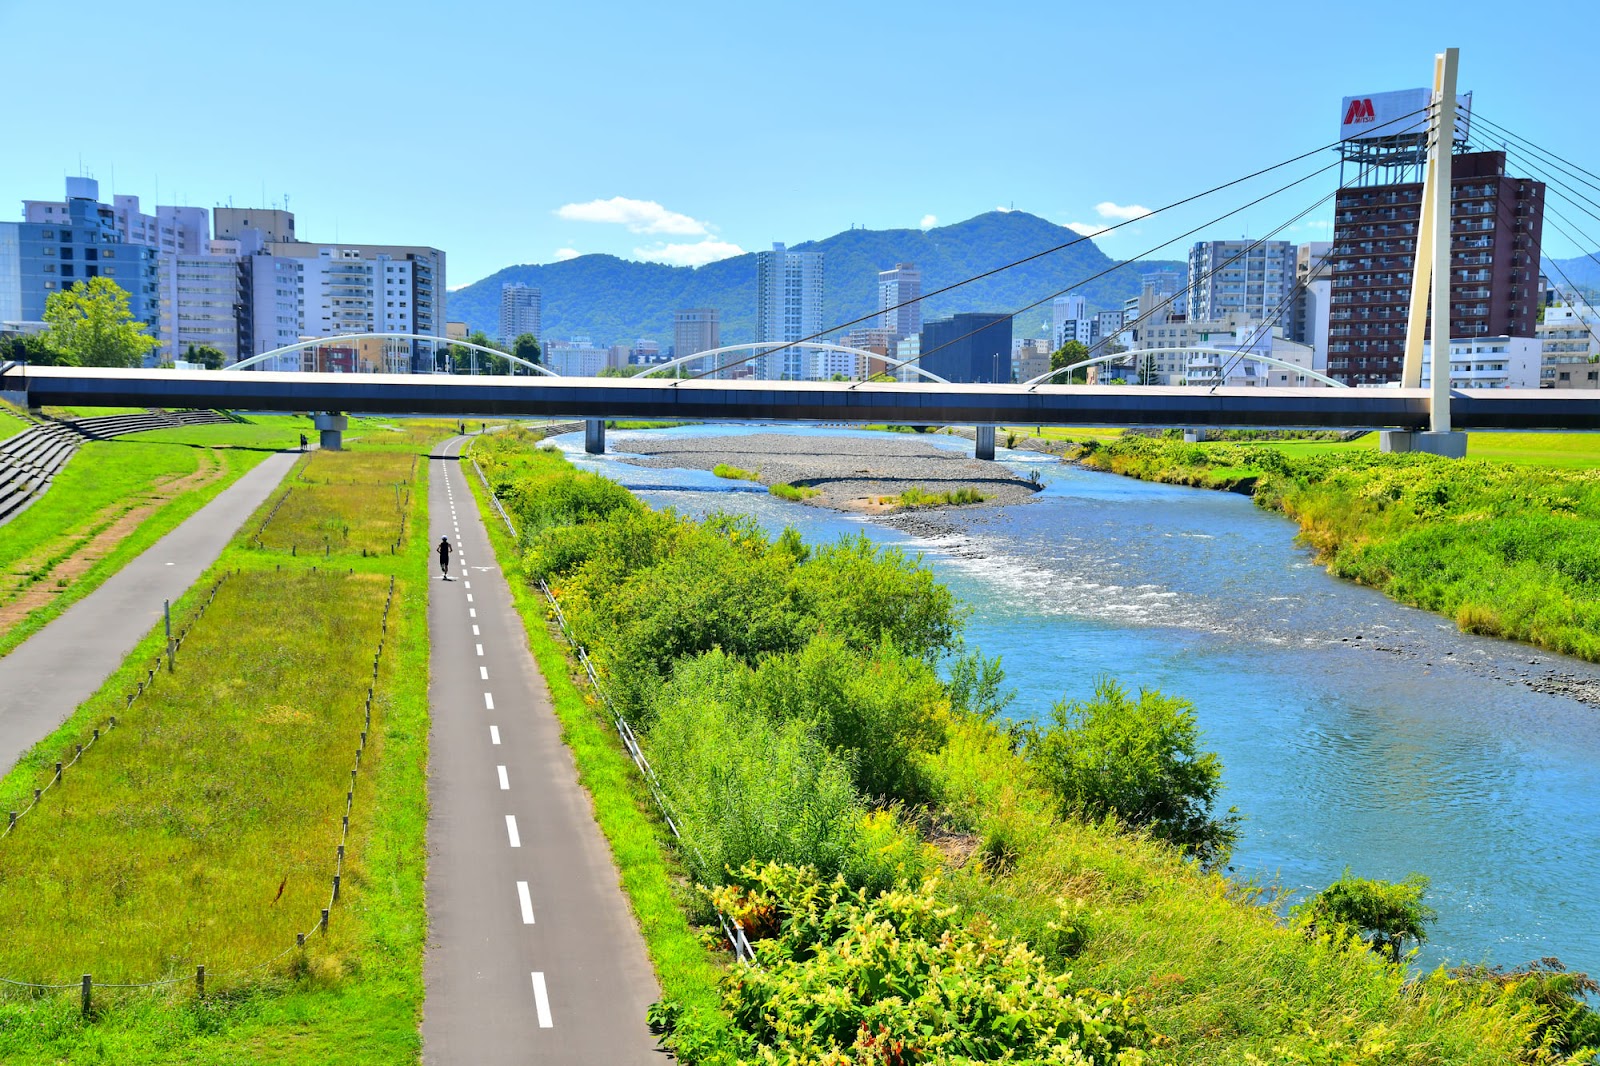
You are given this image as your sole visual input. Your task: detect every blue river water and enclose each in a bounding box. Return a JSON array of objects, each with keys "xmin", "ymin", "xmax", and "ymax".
[{"xmin": 551, "ymin": 424, "xmax": 1600, "ymax": 977}]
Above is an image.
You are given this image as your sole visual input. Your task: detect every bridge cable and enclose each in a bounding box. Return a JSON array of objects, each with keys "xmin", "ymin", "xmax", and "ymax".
[
  {"xmin": 1208, "ymin": 244, "xmax": 1337, "ymax": 393},
  {"xmin": 1469, "ymin": 111, "xmax": 1600, "ymax": 200},
  {"xmin": 676, "ymin": 102, "xmax": 1439, "ymax": 385},
  {"xmin": 875, "ymin": 168, "xmax": 1341, "ymax": 389}
]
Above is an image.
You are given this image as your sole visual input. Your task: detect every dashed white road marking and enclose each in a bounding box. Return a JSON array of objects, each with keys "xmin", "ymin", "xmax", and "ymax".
[
  {"xmin": 472, "ymin": 624, "xmax": 480, "ymax": 636},
  {"xmin": 517, "ymin": 881, "xmax": 536, "ymax": 924},
  {"xmin": 530, "ymin": 972, "xmax": 553, "ymax": 1027},
  {"xmin": 469, "ymin": 608, "xmax": 477, "ymax": 618},
  {"xmin": 467, "ymin": 594, "xmax": 474, "ymax": 603},
  {"xmin": 497, "ymin": 764, "xmax": 510, "ymax": 790},
  {"xmin": 479, "ymin": 665, "xmax": 488, "ymax": 680},
  {"xmin": 464, "ymin": 581, "xmax": 472, "ymax": 590},
  {"xmin": 505, "ymin": 815, "xmax": 521, "ymax": 848},
  {"xmin": 490, "ymin": 725, "xmax": 501, "ymax": 745},
  {"xmin": 476, "ymin": 643, "xmax": 484, "ymax": 656},
  {"xmin": 484, "ymin": 692, "xmax": 495, "ymax": 710}
]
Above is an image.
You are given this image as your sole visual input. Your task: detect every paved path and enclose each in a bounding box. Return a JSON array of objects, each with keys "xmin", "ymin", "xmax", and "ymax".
[
  {"xmin": 0, "ymin": 449, "xmax": 298, "ymax": 775},
  {"xmin": 422, "ymin": 437, "xmax": 660, "ymax": 1065}
]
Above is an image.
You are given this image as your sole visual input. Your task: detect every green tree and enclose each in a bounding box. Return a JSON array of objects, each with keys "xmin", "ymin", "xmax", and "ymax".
[
  {"xmin": 512, "ymin": 332, "xmax": 541, "ymax": 368},
  {"xmin": 1049, "ymin": 339, "xmax": 1090, "ymax": 374},
  {"xmin": 1291, "ymin": 871, "xmax": 1437, "ymax": 961},
  {"xmin": 41, "ymin": 278, "xmax": 159, "ymax": 368},
  {"xmin": 1026, "ymin": 678, "xmax": 1239, "ymax": 865},
  {"xmin": 184, "ymin": 343, "xmax": 226, "ymax": 370},
  {"xmin": 3, "ymin": 332, "xmax": 60, "ymax": 366}
]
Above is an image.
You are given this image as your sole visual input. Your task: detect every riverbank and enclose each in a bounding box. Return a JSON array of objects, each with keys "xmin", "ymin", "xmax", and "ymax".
[
  {"xmin": 615, "ymin": 430, "xmax": 1042, "ymax": 512},
  {"xmin": 1079, "ymin": 434, "xmax": 1600, "ymax": 667},
  {"xmin": 468, "ymin": 425, "xmax": 1595, "ymax": 1064}
]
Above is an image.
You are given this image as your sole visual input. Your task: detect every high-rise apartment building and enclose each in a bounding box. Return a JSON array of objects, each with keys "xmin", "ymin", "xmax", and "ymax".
[
  {"xmin": 1327, "ymin": 151, "xmax": 1543, "ymax": 385},
  {"xmin": 919, "ymin": 312, "xmax": 1012, "ymax": 383},
  {"xmin": 499, "ymin": 282, "xmax": 542, "ymax": 345},
  {"xmin": 673, "ymin": 308, "xmax": 721, "ymax": 373},
  {"xmin": 159, "ymin": 241, "xmax": 245, "ymax": 362},
  {"xmin": 1052, "ymin": 294, "xmax": 1088, "ymax": 348},
  {"xmin": 214, "ymin": 208, "xmax": 297, "ymax": 244},
  {"xmin": 1290, "ymin": 242, "xmax": 1334, "ymax": 369},
  {"xmin": 877, "ymin": 263, "xmax": 921, "ymax": 340},
  {"xmin": 755, "ymin": 243, "xmax": 823, "ymax": 379},
  {"xmin": 1186, "ymin": 240, "xmax": 1297, "ymax": 324}
]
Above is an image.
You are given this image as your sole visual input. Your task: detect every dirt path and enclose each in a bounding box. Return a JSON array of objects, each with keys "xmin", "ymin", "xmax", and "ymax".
[{"xmin": 0, "ymin": 449, "xmax": 227, "ymax": 630}]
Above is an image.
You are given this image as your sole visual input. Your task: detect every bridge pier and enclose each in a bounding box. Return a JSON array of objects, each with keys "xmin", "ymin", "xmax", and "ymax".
[
  {"xmin": 584, "ymin": 419, "xmax": 606, "ymax": 455},
  {"xmin": 314, "ymin": 412, "xmax": 348, "ymax": 451},
  {"xmin": 1379, "ymin": 430, "xmax": 1467, "ymax": 458},
  {"xmin": 1183, "ymin": 428, "xmax": 1209, "ymax": 443},
  {"xmin": 975, "ymin": 426, "xmax": 996, "ymax": 461}
]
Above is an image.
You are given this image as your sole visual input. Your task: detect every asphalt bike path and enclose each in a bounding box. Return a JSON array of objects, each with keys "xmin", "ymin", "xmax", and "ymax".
[
  {"xmin": 0, "ymin": 449, "xmax": 298, "ymax": 776},
  {"xmin": 421, "ymin": 435, "xmax": 659, "ymax": 1064}
]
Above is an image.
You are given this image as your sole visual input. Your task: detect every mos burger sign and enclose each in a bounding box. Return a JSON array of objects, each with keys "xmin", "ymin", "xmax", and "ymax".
[{"xmin": 1339, "ymin": 87, "xmax": 1472, "ymax": 143}]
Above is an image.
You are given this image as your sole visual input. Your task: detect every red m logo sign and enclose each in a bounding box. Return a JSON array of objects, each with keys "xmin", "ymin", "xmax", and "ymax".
[{"xmin": 1343, "ymin": 98, "xmax": 1376, "ymax": 125}]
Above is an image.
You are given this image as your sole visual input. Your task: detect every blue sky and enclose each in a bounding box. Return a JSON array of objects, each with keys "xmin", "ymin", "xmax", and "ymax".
[{"xmin": 1, "ymin": 0, "xmax": 1592, "ymax": 286}]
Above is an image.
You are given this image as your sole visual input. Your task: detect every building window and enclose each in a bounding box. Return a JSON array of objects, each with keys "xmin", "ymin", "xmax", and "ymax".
[
  {"xmin": 41, "ymin": 229, "xmax": 54, "ymax": 238},
  {"xmin": 102, "ymin": 247, "xmax": 115, "ymax": 258},
  {"xmin": 61, "ymin": 265, "xmax": 74, "ymax": 278},
  {"xmin": 60, "ymin": 230, "xmax": 72, "ymax": 242}
]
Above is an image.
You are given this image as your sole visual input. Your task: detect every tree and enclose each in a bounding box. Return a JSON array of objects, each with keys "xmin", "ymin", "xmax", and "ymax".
[
  {"xmin": 1291, "ymin": 871, "xmax": 1436, "ymax": 961},
  {"xmin": 3, "ymin": 331, "xmax": 60, "ymax": 366},
  {"xmin": 449, "ymin": 331, "xmax": 509, "ymax": 375},
  {"xmin": 512, "ymin": 333, "xmax": 541, "ymax": 367},
  {"xmin": 184, "ymin": 343, "xmax": 226, "ymax": 370},
  {"xmin": 1049, "ymin": 339, "xmax": 1090, "ymax": 375},
  {"xmin": 1026, "ymin": 678, "xmax": 1239, "ymax": 865},
  {"xmin": 41, "ymin": 278, "xmax": 159, "ymax": 368}
]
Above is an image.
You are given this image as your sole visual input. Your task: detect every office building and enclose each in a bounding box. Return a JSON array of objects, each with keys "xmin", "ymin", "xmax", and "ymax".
[
  {"xmin": 919, "ymin": 312, "xmax": 1012, "ymax": 382},
  {"xmin": 0, "ymin": 178, "xmax": 160, "ymax": 342},
  {"xmin": 1013, "ymin": 337, "xmax": 1053, "ymax": 383},
  {"xmin": 877, "ymin": 263, "xmax": 922, "ymax": 339},
  {"xmin": 544, "ymin": 337, "xmax": 607, "ymax": 376},
  {"xmin": 1418, "ymin": 335, "xmax": 1541, "ymax": 390},
  {"xmin": 673, "ymin": 308, "xmax": 720, "ymax": 372},
  {"xmin": 214, "ymin": 208, "xmax": 297, "ymax": 244},
  {"xmin": 1291, "ymin": 242, "xmax": 1334, "ymax": 370},
  {"xmin": 1328, "ymin": 150, "xmax": 1544, "ymax": 385},
  {"xmin": 1052, "ymin": 294, "xmax": 1088, "ymax": 347},
  {"xmin": 756, "ymin": 243, "xmax": 823, "ymax": 379},
  {"xmin": 158, "ymin": 241, "xmax": 244, "ymax": 362},
  {"xmin": 1187, "ymin": 240, "xmax": 1297, "ymax": 324},
  {"xmin": 499, "ymin": 282, "xmax": 542, "ymax": 345}
]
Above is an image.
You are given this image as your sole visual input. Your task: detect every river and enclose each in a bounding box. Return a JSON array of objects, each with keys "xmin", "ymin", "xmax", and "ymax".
[{"xmin": 552, "ymin": 424, "xmax": 1600, "ymax": 978}]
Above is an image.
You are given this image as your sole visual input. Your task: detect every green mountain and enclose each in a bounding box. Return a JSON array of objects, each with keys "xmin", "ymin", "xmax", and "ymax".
[{"xmin": 445, "ymin": 211, "xmax": 1185, "ymax": 348}]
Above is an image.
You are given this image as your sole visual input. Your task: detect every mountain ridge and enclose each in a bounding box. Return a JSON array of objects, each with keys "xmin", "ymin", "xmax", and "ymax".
[{"xmin": 445, "ymin": 211, "xmax": 1186, "ymax": 348}]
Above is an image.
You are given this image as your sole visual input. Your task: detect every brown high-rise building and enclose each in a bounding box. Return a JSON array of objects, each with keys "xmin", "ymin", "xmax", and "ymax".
[{"xmin": 1327, "ymin": 151, "xmax": 1543, "ymax": 385}]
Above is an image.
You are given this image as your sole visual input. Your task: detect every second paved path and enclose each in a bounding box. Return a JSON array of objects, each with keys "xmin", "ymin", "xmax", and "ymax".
[{"xmin": 422, "ymin": 436, "xmax": 660, "ymax": 1065}]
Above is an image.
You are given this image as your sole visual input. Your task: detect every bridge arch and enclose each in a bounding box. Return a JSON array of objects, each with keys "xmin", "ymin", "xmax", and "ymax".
[
  {"xmin": 225, "ymin": 333, "xmax": 559, "ymax": 377},
  {"xmin": 1023, "ymin": 348, "xmax": 1347, "ymax": 390},
  {"xmin": 636, "ymin": 341, "xmax": 952, "ymax": 384}
]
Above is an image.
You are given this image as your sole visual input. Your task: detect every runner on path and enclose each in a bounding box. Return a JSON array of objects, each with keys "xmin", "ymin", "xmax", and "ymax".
[{"xmin": 438, "ymin": 535, "xmax": 453, "ymax": 580}]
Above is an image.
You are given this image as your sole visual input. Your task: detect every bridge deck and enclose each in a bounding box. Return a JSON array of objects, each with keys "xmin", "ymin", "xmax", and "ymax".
[{"xmin": 7, "ymin": 366, "xmax": 1599, "ymax": 431}]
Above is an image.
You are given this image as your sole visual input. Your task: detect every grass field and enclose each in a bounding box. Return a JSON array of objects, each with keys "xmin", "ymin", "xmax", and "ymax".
[
  {"xmin": 0, "ymin": 435, "xmax": 438, "ymax": 1063},
  {"xmin": 246, "ymin": 451, "xmax": 415, "ymax": 557},
  {"xmin": 0, "ymin": 406, "xmax": 27, "ymax": 442}
]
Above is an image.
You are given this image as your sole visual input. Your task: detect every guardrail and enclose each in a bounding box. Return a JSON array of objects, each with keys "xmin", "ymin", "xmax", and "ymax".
[{"xmin": 0, "ymin": 570, "xmax": 398, "ymax": 1012}]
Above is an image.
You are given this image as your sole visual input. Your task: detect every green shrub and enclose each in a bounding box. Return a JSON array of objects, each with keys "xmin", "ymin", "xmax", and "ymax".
[
  {"xmin": 769, "ymin": 482, "xmax": 819, "ymax": 501},
  {"xmin": 1291, "ymin": 871, "xmax": 1437, "ymax": 961},
  {"xmin": 711, "ymin": 462, "xmax": 760, "ymax": 481}
]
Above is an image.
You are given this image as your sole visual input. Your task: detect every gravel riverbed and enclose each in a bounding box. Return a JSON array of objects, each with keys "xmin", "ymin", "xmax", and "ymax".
[{"xmin": 614, "ymin": 431, "xmax": 1042, "ymax": 513}]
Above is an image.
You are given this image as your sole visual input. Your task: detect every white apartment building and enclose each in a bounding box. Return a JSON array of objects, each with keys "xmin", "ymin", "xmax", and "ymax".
[
  {"xmin": 877, "ymin": 263, "xmax": 921, "ymax": 340},
  {"xmin": 1419, "ymin": 336, "xmax": 1541, "ymax": 390},
  {"xmin": 241, "ymin": 254, "xmax": 303, "ymax": 367},
  {"xmin": 500, "ymin": 282, "xmax": 542, "ymax": 345},
  {"xmin": 158, "ymin": 240, "xmax": 242, "ymax": 362},
  {"xmin": 266, "ymin": 242, "xmax": 446, "ymax": 371},
  {"xmin": 756, "ymin": 243, "xmax": 824, "ymax": 379},
  {"xmin": 544, "ymin": 337, "xmax": 607, "ymax": 376},
  {"xmin": 1052, "ymin": 294, "xmax": 1088, "ymax": 347},
  {"xmin": 1537, "ymin": 302, "xmax": 1600, "ymax": 385},
  {"xmin": 1187, "ymin": 240, "xmax": 1296, "ymax": 323},
  {"xmin": 1184, "ymin": 327, "xmax": 1319, "ymax": 388}
]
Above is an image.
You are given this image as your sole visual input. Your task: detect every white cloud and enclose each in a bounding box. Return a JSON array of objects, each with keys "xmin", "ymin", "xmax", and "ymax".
[
  {"xmin": 634, "ymin": 239, "xmax": 746, "ymax": 268},
  {"xmin": 1305, "ymin": 219, "xmax": 1332, "ymax": 230},
  {"xmin": 1066, "ymin": 222, "xmax": 1110, "ymax": 237},
  {"xmin": 1094, "ymin": 201, "xmax": 1151, "ymax": 221},
  {"xmin": 920, "ymin": 214, "xmax": 938, "ymax": 230},
  {"xmin": 554, "ymin": 247, "xmax": 580, "ymax": 261},
  {"xmin": 555, "ymin": 196, "xmax": 709, "ymax": 236}
]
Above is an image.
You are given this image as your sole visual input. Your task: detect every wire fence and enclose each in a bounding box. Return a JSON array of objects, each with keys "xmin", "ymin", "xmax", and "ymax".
[{"xmin": 0, "ymin": 570, "xmax": 399, "ymax": 1013}]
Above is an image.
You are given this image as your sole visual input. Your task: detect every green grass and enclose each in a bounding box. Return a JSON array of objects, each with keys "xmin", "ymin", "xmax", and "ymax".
[
  {"xmin": 606, "ymin": 420, "xmax": 685, "ymax": 430},
  {"xmin": 463, "ymin": 438, "xmax": 734, "ymax": 1049},
  {"xmin": 0, "ymin": 439, "xmax": 278, "ymax": 660},
  {"xmin": 0, "ymin": 445, "xmax": 434, "ymax": 1063},
  {"xmin": 125, "ymin": 415, "xmax": 309, "ymax": 451},
  {"xmin": 243, "ymin": 452, "xmax": 416, "ymax": 557},
  {"xmin": 893, "ymin": 485, "xmax": 988, "ymax": 507},
  {"xmin": 0, "ymin": 406, "xmax": 27, "ymax": 442},
  {"xmin": 1002, "ymin": 425, "xmax": 1128, "ymax": 444},
  {"xmin": 42, "ymin": 407, "xmax": 150, "ymax": 419},
  {"xmin": 710, "ymin": 463, "xmax": 759, "ymax": 482},
  {"xmin": 768, "ymin": 482, "xmax": 819, "ymax": 501}
]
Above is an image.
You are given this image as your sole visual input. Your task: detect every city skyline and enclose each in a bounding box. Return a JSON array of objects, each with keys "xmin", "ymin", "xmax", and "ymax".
[{"xmin": 2, "ymin": 1, "xmax": 1593, "ymax": 287}]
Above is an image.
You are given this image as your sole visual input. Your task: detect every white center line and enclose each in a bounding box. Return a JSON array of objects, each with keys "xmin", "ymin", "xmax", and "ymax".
[
  {"xmin": 497, "ymin": 764, "xmax": 510, "ymax": 790},
  {"xmin": 463, "ymin": 581, "xmax": 471, "ymax": 589},
  {"xmin": 479, "ymin": 666, "xmax": 488, "ymax": 680},
  {"xmin": 530, "ymin": 972, "xmax": 553, "ymax": 1027},
  {"xmin": 469, "ymin": 608, "xmax": 477, "ymax": 618},
  {"xmin": 517, "ymin": 881, "xmax": 536, "ymax": 924},
  {"xmin": 490, "ymin": 725, "xmax": 500, "ymax": 745},
  {"xmin": 505, "ymin": 815, "xmax": 521, "ymax": 848},
  {"xmin": 467, "ymin": 594, "xmax": 474, "ymax": 603},
  {"xmin": 476, "ymin": 643, "xmax": 484, "ymax": 656},
  {"xmin": 484, "ymin": 692, "xmax": 495, "ymax": 710},
  {"xmin": 472, "ymin": 624, "xmax": 480, "ymax": 636}
]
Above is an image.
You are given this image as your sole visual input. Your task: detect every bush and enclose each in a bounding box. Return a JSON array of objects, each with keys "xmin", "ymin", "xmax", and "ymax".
[
  {"xmin": 769, "ymin": 482, "xmax": 819, "ymax": 501},
  {"xmin": 1447, "ymin": 957, "xmax": 1600, "ymax": 1055},
  {"xmin": 665, "ymin": 863, "xmax": 1150, "ymax": 1064},
  {"xmin": 790, "ymin": 533, "xmax": 963, "ymax": 662},
  {"xmin": 1026, "ymin": 678, "xmax": 1239, "ymax": 865},
  {"xmin": 1291, "ymin": 871, "xmax": 1437, "ymax": 961}
]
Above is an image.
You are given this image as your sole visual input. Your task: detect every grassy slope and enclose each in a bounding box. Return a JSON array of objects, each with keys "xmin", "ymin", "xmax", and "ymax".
[
  {"xmin": 465, "ymin": 434, "xmax": 1570, "ymax": 1064},
  {"xmin": 0, "ymin": 441, "xmax": 433, "ymax": 1064},
  {"xmin": 0, "ymin": 408, "xmax": 26, "ymax": 442},
  {"xmin": 461, "ymin": 439, "xmax": 733, "ymax": 1045}
]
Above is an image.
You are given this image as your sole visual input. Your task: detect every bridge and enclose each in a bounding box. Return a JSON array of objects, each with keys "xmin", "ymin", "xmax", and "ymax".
[{"xmin": 6, "ymin": 364, "xmax": 1598, "ymax": 458}]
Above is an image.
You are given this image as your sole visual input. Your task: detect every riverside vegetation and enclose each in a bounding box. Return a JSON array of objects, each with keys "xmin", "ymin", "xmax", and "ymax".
[
  {"xmin": 469, "ymin": 426, "xmax": 1598, "ymax": 1065},
  {"xmin": 0, "ymin": 425, "xmax": 444, "ymax": 1063},
  {"xmin": 1079, "ymin": 435, "xmax": 1600, "ymax": 663}
]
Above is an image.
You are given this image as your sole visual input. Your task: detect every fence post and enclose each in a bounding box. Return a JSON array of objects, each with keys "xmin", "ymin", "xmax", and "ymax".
[
  {"xmin": 7, "ymin": 812, "xmax": 14, "ymax": 830},
  {"xmin": 196, "ymin": 965, "xmax": 205, "ymax": 997},
  {"xmin": 54, "ymin": 762, "xmax": 61, "ymax": 783},
  {"xmin": 297, "ymin": 933, "xmax": 305, "ymax": 948},
  {"xmin": 320, "ymin": 909, "xmax": 329, "ymax": 933},
  {"xmin": 81, "ymin": 974, "xmax": 91, "ymax": 1016},
  {"xmin": 333, "ymin": 874, "xmax": 341, "ymax": 902},
  {"xmin": 164, "ymin": 599, "xmax": 173, "ymax": 673}
]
